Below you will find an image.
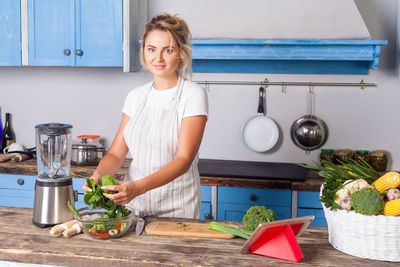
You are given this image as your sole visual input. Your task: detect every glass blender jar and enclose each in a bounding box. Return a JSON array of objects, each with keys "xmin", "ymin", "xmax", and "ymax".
[{"xmin": 33, "ymin": 123, "xmax": 77, "ymax": 227}]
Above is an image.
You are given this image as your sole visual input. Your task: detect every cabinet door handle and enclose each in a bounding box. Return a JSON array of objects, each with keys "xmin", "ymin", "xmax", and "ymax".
[
  {"xmin": 73, "ymin": 190, "xmax": 78, "ymax": 202},
  {"xmin": 17, "ymin": 178, "xmax": 24, "ymax": 185},
  {"xmin": 204, "ymin": 213, "xmax": 212, "ymax": 219},
  {"xmin": 75, "ymin": 49, "xmax": 83, "ymax": 56},
  {"xmin": 250, "ymin": 194, "xmax": 258, "ymax": 201},
  {"xmin": 64, "ymin": 49, "xmax": 71, "ymax": 56}
]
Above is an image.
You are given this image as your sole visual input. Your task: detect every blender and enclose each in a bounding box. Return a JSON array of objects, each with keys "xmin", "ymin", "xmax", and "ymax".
[{"xmin": 33, "ymin": 123, "xmax": 77, "ymax": 228}]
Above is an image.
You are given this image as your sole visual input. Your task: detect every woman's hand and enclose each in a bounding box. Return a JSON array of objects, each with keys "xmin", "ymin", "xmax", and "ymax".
[
  {"xmin": 82, "ymin": 172, "xmax": 102, "ymax": 192},
  {"xmin": 102, "ymin": 181, "xmax": 144, "ymax": 205}
]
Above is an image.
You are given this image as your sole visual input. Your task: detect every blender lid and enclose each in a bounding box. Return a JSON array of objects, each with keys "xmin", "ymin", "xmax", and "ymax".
[{"xmin": 35, "ymin": 123, "xmax": 73, "ymax": 134}]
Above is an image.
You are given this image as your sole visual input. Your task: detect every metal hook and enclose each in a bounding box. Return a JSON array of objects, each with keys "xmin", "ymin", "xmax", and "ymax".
[
  {"xmin": 261, "ymin": 78, "xmax": 269, "ymax": 89},
  {"xmin": 281, "ymin": 82, "xmax": 287, "ymax": 94},
  {"xmin": 201, "ymin": 82, "xmax": 210, "ymax": 92},
  {"xmin": 360, "ymin": 79, "xmax": 366, "ymax": 90}
]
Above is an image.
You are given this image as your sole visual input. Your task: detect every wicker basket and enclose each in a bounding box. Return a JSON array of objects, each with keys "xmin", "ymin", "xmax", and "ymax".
[{"xmin": 321, "ymin": 185, "xmax": 400, "ymax": 262}]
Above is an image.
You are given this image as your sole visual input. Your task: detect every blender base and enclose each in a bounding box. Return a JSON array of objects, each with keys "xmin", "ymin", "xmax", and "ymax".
[{"xmin": 32, "ymin": 177, "xmax": 77, "ymax": 227}]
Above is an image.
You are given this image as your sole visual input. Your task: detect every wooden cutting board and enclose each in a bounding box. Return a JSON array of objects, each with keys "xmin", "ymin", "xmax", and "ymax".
[{"xmin": 145, "ymin": 221, "xmax": 235, "ymax": 239}]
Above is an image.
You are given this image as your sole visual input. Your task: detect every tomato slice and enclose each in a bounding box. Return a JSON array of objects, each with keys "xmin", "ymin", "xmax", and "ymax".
[
  {"xmin": 116, "ymin": 224, "xmax": 121, "ymax": 231},
  {"xmin": 91, "ymin": 229, "xmax": 110, "ymax": 238}
]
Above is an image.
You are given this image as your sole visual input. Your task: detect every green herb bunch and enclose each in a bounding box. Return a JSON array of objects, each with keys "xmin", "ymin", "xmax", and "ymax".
[{"xmin": 300, "ymin": 159, "xmax": 380, "ymax": 209}]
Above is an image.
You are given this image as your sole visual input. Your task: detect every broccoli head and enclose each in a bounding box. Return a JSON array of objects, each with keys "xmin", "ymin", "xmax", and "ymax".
[
  {"xmin": 242, "ymin": 205, "xmax": 276, "ymax": 231},
  {"xmin": 350, "ymin": 187, "xmax": 385, "ymax": 215}
]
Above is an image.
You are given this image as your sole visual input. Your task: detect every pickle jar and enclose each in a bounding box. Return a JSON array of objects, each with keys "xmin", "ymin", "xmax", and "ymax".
[
  {"xmin": 370, "ymin": 150, "xmax": 388, "ymax": 172},
  {"xmin": 320, "ymin": 149, "xmax": 336, "ymax": 166},
  {"xmin": 353, "ymin": 150, "xmax": 370, "ymax": 164},
  {"xmin": 334, "ymin": 149, "xmax": 353, "ymax": 164}
]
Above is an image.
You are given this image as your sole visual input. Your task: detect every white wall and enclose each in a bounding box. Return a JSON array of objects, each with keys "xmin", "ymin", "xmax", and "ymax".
[{"xmin": 1, "ymin": 0, "xmax": 399, "ymax": 170}]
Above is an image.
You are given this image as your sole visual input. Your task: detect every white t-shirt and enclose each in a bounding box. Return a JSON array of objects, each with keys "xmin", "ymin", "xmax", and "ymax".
[{"xmin": 122, "ymin": 80, "xmax": 208, "ymax": 120}]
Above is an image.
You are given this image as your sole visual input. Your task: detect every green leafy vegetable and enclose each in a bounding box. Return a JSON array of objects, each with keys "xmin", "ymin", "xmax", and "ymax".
[
  {"xmin": 102, "ymin": 174, "xmax": 118, "ymax": 194},
  {"xmin": 209, "ymin": 222, "xmax": 253, "ymax": 239},
  {"xmin": 243, "ymin": 205, "xmax": 276, "ymax": 231},
  {"xmin": 299, "ymin": 159, "xmax": 381, "ymax": 209},
  {"xmin": 69, "ymin": 175, "xmax": 131, "ymax": 219},
  {"xmin": 350, "ymin": 187, "xmax": 385, "ymax": 215},
  {"xmin": 67, "ymin": 200, "xmax": 82, "ymax": 218}
]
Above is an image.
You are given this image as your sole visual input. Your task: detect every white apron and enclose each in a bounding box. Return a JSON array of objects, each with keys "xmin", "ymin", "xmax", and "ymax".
[{"xmin": 123, "ymin": 77, "xmax": 201, "ymax": 219}]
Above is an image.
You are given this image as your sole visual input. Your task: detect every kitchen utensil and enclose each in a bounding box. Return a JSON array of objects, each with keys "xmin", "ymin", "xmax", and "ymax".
[
  {"xmin": 33, "ymin": 123, "xmax": 77, "ymax": 228},
  {"xmin": 74, "ymin": 207, "xmax": 136, "ymax": 240},
  {"xmin": 145, "ymin": 221, "xmax": 235, "ymax": 239},
  {"xmin": 136, "ymin": 212, "xmax": 145, "ymax": 236},
  {"xmin": 241, "ymin": 87, "xmax": 279, "ymax": 152},
  {"xmin": 290, "ymin": 86, "xmax": 328, "ymax": 154},
  {"xmin": 71, "ymin": 138, "xmax": 105, "ymax": 166}
]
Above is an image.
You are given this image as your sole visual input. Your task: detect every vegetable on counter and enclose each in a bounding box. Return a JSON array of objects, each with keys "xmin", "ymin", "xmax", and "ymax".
[
  {"xmin": 208, "ymin": 222, "xmax": 253, "ymax": 239},
  {"xmin": 243, "ymin": 205, "xmax": 276, "ymax": 232},
  {"xmin": 67, "ymin": 175, "xmax": 132, "ymax": 239},
  {"xmin": 372, "ymin": 172, "xmax": 400, "ymax": 193},
  {"xmin": 335, "ymin": 179, "xmax": 373, "ymax": 206},
  {"xmin": 300, "ymin": 159, "xmax": 380, "ymax": 209},
  {"xmin": 386, "ymin": 189, "xmax": 400, "ymax": 201},
  {"xmin": 209, "ymin": 205, "xmax": 276, "ymax": 239},
  {"xmin": 83, "ymin": 175, "xmax": 131, "ymax": 219},
  {"xmin": 350, "ymin": 188, "xmax": 385, "ymax": 216},
  {"xmin": 383, "ymin": 199, "xmax": 400, "ymax": 216}
]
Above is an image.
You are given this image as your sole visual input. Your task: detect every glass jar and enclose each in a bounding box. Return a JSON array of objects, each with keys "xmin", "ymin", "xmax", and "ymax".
[
  {"xmin": 370, "ymin": 150, "xmax": 388, "ymax": 172},
  {"xmin": 320, "ymin": 149, "xmax": 336, "ymax": 166},
  {"xmin": 353, "ymin": 150, "xmax": 370, "ymax": 164},
  {"xmin": 334, "ymin": 149, "xmax": 353, "ymax": 164}
]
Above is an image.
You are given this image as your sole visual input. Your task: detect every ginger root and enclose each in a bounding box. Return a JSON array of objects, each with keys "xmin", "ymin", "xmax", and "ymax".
[{"xmin": 50, "ymin": 220, "xmax": 82, "ymax": 237}]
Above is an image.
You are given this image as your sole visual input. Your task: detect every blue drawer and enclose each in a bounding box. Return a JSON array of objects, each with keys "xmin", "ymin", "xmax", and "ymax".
[
  {"xmin": 217, "ymin": 203, "xmax": 291, "ymax": 222},
  {"xmin": 298, "ymin": 191, "xmax": 323, "ymax": 209},
  {"xmin": 218, "ymin": 186, "xmax": 291, "ymax": 207},
  {"xmin": 0, "ymin": 174, "xmax": 35, "ymax": 191},
  {"xmin": 0, "ymin": 189, "xmax": 35, "ymax": 208},
  {"xmin": 298, "ymin": 208, "xmax": 327, "ymax": 227}
]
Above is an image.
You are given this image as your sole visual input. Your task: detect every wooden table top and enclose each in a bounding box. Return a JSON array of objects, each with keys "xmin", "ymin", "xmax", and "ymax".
[
  {"xmin": 0, "ymin": 206, "xmax": 396, "ymax": 266},
  {"xmin": 0, "ymin": 158, "xmax": 323, "ymax": 191}
]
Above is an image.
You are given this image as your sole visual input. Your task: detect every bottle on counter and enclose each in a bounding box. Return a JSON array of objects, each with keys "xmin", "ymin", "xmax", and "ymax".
[
  {"xmin": 353, "ymin": 150, "xmax": 371, "ymax": 164},
  {"xmin": 370, "ymin": 150, "xmax": 388, "ymax": 172},
  {"xmin": 320, "ymin": 149, "xmax": 336, "ymax": 166},
  {"xmin": 1, "ymin": 113, "xmax": 15, "ymax": 151}
]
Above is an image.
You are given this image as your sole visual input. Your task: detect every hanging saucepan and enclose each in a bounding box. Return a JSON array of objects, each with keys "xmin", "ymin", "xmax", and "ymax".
[
  {"xmin": 241, "ymin": 87, "xmax": 279, "ymax": 152},
  {"xmin": 290, "ymin": 85, "xmax": 328, "ymax": 154}
]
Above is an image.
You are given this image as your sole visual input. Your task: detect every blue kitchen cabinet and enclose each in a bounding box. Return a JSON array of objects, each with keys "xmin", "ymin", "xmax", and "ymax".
[
  {"xmin": 200, "ymin": 185, "xmax": 211, "ymax": 220},
  {"xmin": 0, "ymin": 0, "xmax": 21, "ymax": 66},
  {"xmin": 0, "ymin": 174, "xmax": 85, "ymax": 209},
  {"xmin": 217, "ymin": 187, "xmax": 292, "ymax": 221},
  {"xmin": 297, "ymin": 191, "xmax": 327, "ymax": 227},
  {"xmin": 0, "ymin": 174, "xmax": 35, "ymax": 208},
  {"xmin": 28, "ymin": 0, "xmax": 122, "ymax": 66}
]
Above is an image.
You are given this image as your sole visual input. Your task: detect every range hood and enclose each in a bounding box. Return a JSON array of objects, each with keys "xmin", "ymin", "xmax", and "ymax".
[
  {"xmin": 151, "ymin": 0, "xmax": 387, "ymax": 74},
  {"xmin": 191, "ymin": 39, "xmax": 387, "ymax": 74}
]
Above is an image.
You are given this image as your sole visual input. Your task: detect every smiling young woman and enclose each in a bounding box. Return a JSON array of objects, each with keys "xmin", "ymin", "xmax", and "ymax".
[
  {"xmin": 83, "ymin": 13, "xmax": 208, "ymax": 219},
  {"xmin": 142, "ymin": 30, "xmax": 181, "ymax": 88}
]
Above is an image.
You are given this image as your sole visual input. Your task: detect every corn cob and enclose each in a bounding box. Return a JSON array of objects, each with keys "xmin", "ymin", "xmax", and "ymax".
[
  {"xmin": 372, "ymin": 172, "xmax": 400, "ymax": 193},
  {"xmin": 383, "ymin": 199, "xmax": 400, "ymax": 216}
]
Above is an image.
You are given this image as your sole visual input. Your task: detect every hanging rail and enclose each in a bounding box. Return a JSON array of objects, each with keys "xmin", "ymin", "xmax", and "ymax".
[{"xmin": 194, "ymin": 79, "xmax": 376, "ymax": 89}]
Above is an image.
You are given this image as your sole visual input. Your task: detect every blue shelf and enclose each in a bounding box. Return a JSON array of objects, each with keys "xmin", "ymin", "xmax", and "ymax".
[{"xmin": 191, "ymin": 40, "xmax": 387, "ymax": 74}]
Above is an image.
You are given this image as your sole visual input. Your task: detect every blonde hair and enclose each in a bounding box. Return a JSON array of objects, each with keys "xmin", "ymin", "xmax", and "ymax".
[{"xmin": 140, "ymin": 13, "xmax": 192, "ymax": 79}]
